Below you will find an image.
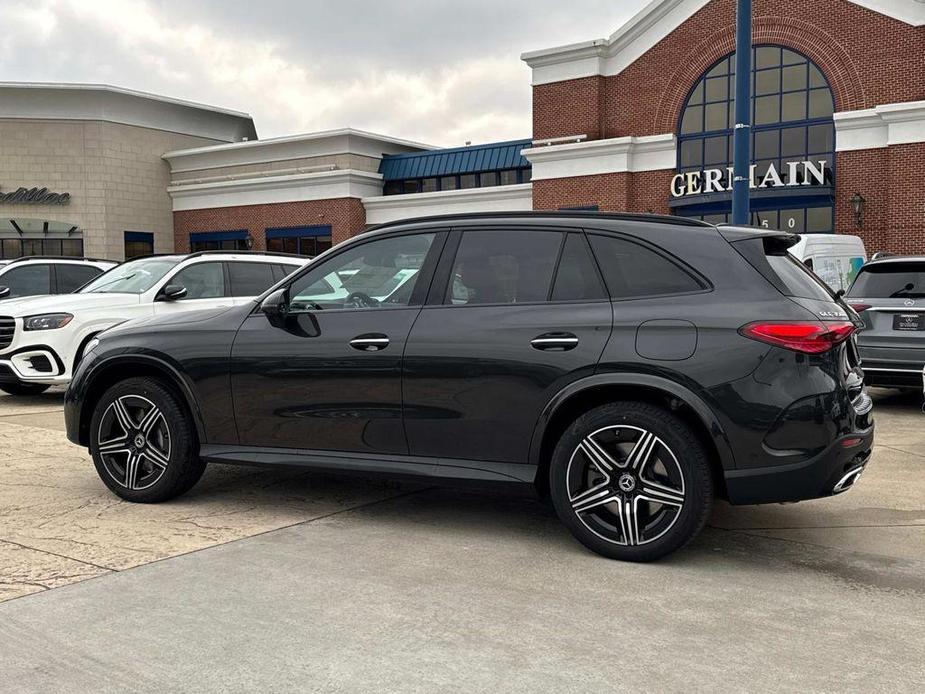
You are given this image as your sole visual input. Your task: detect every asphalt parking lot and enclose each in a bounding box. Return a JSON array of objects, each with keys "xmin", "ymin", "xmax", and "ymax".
[{"xmin": 0, "ymin": 388, "xmax": 923, "ymax": 692}]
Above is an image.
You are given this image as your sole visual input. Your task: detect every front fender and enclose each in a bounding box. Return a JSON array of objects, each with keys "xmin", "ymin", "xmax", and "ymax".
[
  {"xmin": 527, "ymin": 372, "xmax": 737, "ymax": 471},
  {"xmin": 66, "ymin": 348, "xmax": 208, "ymax": 446}
]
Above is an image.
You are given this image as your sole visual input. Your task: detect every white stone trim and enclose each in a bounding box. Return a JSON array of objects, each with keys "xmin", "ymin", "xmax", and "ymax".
[
  {"xmin": 521, "ymin": 0, "xmax": 711, "ymax": 85},
  {"xmin": 522, "ymin": 134, "xmax": 676, "ymax": 181},
  {"xmin": 834, "ymin": 101, "xmax": 925, "ymax": 151},
  {"xmin": 362, "ymin": 184, "xmax": 533, "ymax": 225},
  {"xmin": 167, "ymin": 169, "xmax": 384, "ymax": 211},
  {"xmin": 164, "ymin": 128, "xmax": 432, "ymax": 174},
  {"xmin": 846, "ymin": 1, "xmax": 925, "ymax": 26},
  {"xmin": 522, "ymin": 0, "xmax": 923, "ymax": 86}
]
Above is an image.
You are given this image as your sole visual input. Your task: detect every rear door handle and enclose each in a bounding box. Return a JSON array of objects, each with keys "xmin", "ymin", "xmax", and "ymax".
[
  {"xmin": 531, "ymin": 332, "xmax": 579, "ymax": 351},
  {"xmin": 350, "ymin": 333, "xmax": 390, "ymax": 351}
]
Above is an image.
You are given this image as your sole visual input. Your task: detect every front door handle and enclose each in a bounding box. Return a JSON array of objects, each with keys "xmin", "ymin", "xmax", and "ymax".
[
  {"xmin": 531, "ymin": 332, "xmax": 579, "ymax": 351},
  {"xmin": 350, "ymin": 333, "xmax": 390, "ymax": 351}
]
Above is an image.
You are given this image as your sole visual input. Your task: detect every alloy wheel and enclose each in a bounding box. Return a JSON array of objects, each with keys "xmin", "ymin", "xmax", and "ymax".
[
  {"xmin": 566, "ymin": 425, "xmax": 686, "ymax": 546},
  {"xmin": 96, "ymin": 394, "xmax": 171, "ymax": 490}
]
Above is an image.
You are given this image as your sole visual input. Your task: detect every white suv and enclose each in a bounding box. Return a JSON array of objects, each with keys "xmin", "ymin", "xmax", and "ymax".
[
  {"xmin": 0, "ymin": 252, "xmax": 306, "ymax": 395},
  {"xmin": 0, "ymin": 257, "xmax": 116, "ymax": 300}
]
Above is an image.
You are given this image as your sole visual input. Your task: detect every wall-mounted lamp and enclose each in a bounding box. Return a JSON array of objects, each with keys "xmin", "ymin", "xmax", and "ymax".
[
  {"xmin": 849, "ymin": 192, "xmax": 866, "ymax": 228},
  {"xmin": 245, "ymin": 234, "xmax": 254, "ymax": 250}
]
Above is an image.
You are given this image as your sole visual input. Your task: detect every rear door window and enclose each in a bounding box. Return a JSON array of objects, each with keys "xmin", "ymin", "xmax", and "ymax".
[
  {"xmin": 848, "ymin": 263, "xmax": 925, "ymax": 298},
  {"xmin": 448, "ymin": 230, "xmax": 562, "ymax": 305},
  {"xmin": 227, "ymin": 261, "xmax": 276, "ymax": 297},
  {"xmin": 55, "ymin": 264, "xmax": 103, "ymax": 293},
  {"xmin": 588, "ymin": 234, "xmax": 703, "ymax": 299},
  {"xmin": 550, "ymin": 233, "xmax": 607, "ymax": 301}
]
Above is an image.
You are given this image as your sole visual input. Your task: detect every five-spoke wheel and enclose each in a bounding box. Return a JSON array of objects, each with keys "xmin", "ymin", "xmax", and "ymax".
[
  {"xmin": 90, "ymin": 377, "xmax": 206, "ymax": 503},
  {"xmin": 97, "ymin": 394, "xmax": 171, "ymax": 491},
  {"xmin": 550, "ymin": 401, "xmax": 713, "ymax": 561}
]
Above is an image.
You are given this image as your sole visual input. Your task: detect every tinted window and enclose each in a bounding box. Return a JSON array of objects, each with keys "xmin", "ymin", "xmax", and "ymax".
[
  {"xmin": 765, "ymin": 253, "xmax": 834, "ymax": 300},
  {"xmin": 289, "ymin": 234, "xmax": 434, "ymax": 310},
  {"xmin": 56, "ymin": 264, "xmax": 102, "ymax": 293},
  {"xmin": 0, "ymin": 265, "xmax": 51, "ymax": 298},
  {"xmin": 168, "ymin": 262, "xmax": 226, "ymax": 299},
  {"xmin": 450, "ymin": 230, "xmax": 561, "ymax": 305},
  {"xmin": 588, "ymin": 235, "xmax": 702, "ymax": 299},
  {"xmin": 848, "ymin": 263, "xmax": 925, "ymax": 299},
  {"xmin": 551, "ymin": 234, "xmax": 606, "ymax": 301},
  {"xmin": 227, "ymin": 261, "xmax": 275, "ymax": 297}
]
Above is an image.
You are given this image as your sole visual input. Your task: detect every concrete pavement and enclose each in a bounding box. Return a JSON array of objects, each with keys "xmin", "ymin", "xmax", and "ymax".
[{"xmin": 0, "ymin": 388, "xmax": 923, "ymax": 692}]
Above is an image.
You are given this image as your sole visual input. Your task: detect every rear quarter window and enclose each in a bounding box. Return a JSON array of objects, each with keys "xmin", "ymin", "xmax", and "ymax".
[{"xmin": 587, "ymin": 234, "xmax": 703, "ymax": 299}]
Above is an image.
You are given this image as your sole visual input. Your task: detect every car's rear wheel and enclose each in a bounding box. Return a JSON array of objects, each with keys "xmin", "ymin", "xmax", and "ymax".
[
  {"xmin": 89, "ymin": 377, "xmax": 206, "ymax": 503},
  {"xmin": 0, "ymin": 382, "xmax": 50, "ymax": 396},
  {"xmin": 549, "ymin": 401, "xmax": 713, "ymax": 562}
]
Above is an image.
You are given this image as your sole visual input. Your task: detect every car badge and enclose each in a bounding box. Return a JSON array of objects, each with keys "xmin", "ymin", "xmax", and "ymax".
[{"xmin": 905, "ymin": 299, "xmax": 915, "ymax": 307}]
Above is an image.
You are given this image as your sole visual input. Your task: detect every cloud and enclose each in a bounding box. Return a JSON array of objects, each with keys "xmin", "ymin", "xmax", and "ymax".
[{"xmin": 0, "ymin": 0, "xmax": 644, "ymax": 145}]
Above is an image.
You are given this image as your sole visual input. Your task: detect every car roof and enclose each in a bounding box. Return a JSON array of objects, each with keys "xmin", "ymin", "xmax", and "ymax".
[
  {"xmin": 130, "ymin": 252, "xmax": 307, "ymax": 264},
  {"xmin": 361, "ymin": 210, "xmax": 714, "ymax": 236},
  {"xmin": 862, "ymin": 255, "xmax": 925, "ymax": 267}
]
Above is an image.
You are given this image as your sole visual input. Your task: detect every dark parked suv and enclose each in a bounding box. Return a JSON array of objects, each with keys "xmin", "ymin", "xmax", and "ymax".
[{"xmin": 65, "ymin": 213, "xmax": 874, "ymax": 561}]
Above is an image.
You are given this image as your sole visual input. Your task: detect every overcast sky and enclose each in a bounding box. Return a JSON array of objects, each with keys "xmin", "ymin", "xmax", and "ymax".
[{"xmin": 0, "ymin": 0, "xmax": 648, "ymax": 146}]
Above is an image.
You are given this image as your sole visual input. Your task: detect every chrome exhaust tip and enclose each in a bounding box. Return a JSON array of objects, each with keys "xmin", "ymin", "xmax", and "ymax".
[{"xmin": 832, "ymin": 465, "xmax": 865, "ymax": 495}]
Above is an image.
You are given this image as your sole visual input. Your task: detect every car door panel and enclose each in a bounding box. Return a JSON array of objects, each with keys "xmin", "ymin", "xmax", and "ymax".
[
  {"xmin": 402, "ymin": 228, "xmax": 612, "ymax": 465},
  {"xmin": 402, "ymin": 301, "xmax": 611, "ymax": 463},
  {"xmin": 229, "ymin": 231, "xmax": 443, "ymax": 456},
  {"xmin": 231, "ymin": 308, "xmax": 419, "ymax": 453}
]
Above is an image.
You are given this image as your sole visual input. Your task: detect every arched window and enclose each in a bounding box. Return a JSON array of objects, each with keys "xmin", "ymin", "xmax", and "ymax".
[{"xmin": 674, "ymin": 46, "xmax": 835, "ymax": 233}]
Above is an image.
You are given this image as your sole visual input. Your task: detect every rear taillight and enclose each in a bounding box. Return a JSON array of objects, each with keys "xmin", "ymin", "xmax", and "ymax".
[
  {"xmin": 739, "ymin": 321, "xmax": 856, "ymax": 354},
  {"xmin": 848, "ymin": 302, "xmax": 871, "ymax": 313}
]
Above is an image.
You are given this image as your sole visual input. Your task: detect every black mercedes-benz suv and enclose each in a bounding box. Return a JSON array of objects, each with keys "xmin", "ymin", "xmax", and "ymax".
[{"xmin": 64, "ymin": 213, "xmax": 874, "ymax": 561}]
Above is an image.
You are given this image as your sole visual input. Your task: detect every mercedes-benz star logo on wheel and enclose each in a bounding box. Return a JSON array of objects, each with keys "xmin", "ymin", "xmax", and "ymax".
[{"xmin": 618, "ymin": 473, "xmax": 636, "ymax": 493}]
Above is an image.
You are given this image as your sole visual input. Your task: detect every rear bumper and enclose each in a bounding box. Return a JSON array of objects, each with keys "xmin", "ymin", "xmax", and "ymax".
[
  {"xmin": 858, "ymin": 344, "xmax": 924, "ymax": 388},
  {"xmin": 724, "ymin": 426, "xmax": 874, "ymax": 505}
]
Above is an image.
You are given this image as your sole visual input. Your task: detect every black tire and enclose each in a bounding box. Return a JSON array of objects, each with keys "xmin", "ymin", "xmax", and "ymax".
[
  {"xmin": 89, "ymin": 377, "xmax": 206, "ymax": 503},
  {"xmin": 549, "ymin": 401, "xmax": 713, "ymax": 562},
  {"xmin": 0, "ymin": 382, "xmax": 50, "ymax": 396}
]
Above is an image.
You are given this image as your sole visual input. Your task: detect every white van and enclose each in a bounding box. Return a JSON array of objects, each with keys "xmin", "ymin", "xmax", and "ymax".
[{"xmin": 788, "ymin": 234, "xmax": 866, "ymax": 293}]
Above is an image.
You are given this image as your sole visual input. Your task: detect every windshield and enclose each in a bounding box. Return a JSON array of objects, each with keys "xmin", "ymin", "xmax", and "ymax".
[
  {"xmin": 79, "ymin": 257, "xmax": 180, "ymax": 294},
  {"xmin": 847, "ymin": 263, "xmax": 925, "ymax": 299}
]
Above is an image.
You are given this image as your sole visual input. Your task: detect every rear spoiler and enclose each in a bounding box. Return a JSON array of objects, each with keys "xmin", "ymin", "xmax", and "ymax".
[{"xmin": 717, "ymin": 225, "xmax": 801, "ymax": 252}]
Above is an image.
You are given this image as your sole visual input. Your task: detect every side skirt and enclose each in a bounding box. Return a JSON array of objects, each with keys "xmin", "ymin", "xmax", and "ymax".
[{"xmin": 199, "ymin": 444, "xmax": 537, "ymax": 485}]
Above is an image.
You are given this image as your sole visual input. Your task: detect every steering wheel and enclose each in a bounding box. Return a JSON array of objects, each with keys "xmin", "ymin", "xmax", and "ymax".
[{"xmin": 344, "ymin": 291, "xmax": 380, "ymax": 309}]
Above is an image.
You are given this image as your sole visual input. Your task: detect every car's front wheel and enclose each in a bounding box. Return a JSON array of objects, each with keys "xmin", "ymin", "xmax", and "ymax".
[
  {"xmin": 550, "ymin": 401, "xmax": 713, "ymax": 562},
  {"xmin": 89, "ymin": 377, "xmax": 206, "ymax": 503},
  {"xmin": 0, "ymin": 381, "xmax": 50, "ymax": 396}
]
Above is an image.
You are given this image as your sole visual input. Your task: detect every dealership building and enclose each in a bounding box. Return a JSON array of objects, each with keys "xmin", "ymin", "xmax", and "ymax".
[{"xmin": 1, "ymin": 0, "xmax": 923, "ymax": 262}]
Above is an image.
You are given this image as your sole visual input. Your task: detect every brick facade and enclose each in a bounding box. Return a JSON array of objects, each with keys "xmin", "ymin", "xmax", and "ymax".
[
  {"xmin": 173, "ymin": 198, "xmax": 366, "ymax": 252},
  {"xmin": 531, "ymin": 0, "xmax": 925, "ymax": 253}
]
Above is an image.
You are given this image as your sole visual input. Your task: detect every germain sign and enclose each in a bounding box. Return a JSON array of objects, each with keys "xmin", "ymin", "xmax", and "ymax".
[
  {"xmin": 0, "ymin": 186, "xmax": 71, "ymax": 205},
  {"xmin": 670, "ymin": 160, "xmax": 829, "ymax": 198}
]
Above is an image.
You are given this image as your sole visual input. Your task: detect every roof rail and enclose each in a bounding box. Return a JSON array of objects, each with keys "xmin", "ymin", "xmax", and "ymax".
[
  {"xmin": 870, "ymin": 251, "xmax": 895, "ymax": 261},
  {"xmin": 185, "ymin": 249, "xmax": 311, "ymax": 260},
  {"xmin": 3, "ymin": 255, "xmax": 116, "ymax": 264},
  {"xmin": 365, "ymin": 210, "xmax": 714, "ymax": 233}
]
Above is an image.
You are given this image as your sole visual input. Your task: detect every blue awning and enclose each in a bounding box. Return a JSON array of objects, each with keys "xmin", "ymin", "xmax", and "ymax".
[
  {"xmin": 379, "ymin": 139, "xmax": 532, "ymax": 181},
  {"xmin": 266, "ymin": 225, "xmax": 332, "ymax": 239}
]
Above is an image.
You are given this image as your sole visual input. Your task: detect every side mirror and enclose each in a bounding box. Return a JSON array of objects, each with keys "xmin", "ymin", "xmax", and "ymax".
[
  {"xmin": 260, "ymin": 288, "xmax": 289, "ymax": 327},
  {"xmin": 161, "ymin": 284, "xmax": 188, "ymax": 301},
  {"xmin": 0, "ymin": 286, "xmax": 9, "ymax": 300}
]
